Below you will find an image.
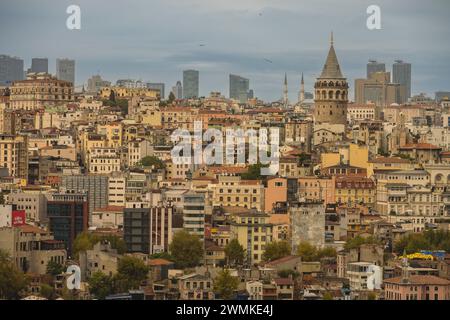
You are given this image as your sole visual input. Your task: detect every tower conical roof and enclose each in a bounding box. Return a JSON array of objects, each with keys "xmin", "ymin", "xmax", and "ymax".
[{"xmin": 319, "ymin": 33, "xmax": 344, "ymax": 79}]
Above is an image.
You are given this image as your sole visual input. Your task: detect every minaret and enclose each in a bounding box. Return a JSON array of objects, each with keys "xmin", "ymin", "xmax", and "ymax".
[
  {"xmin": 283, "ymin": 73, "xmax": 288, "ymax": 107},
  {"xmin": 299, "ymin": 72, "xmax": 305, "ymax": 103},
  {"xmin": 313, "ymin": 32, "xmax": 348, "ymax": 125}
]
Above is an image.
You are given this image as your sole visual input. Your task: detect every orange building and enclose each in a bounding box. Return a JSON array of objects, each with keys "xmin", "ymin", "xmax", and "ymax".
[{"xmin": 265, "ymin": 177, "xmax": 287, "ymax": 213}]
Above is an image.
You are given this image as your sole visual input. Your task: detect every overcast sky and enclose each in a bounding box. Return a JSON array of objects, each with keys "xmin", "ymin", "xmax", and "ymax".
[{"xmin": 1, "ymin": 0, "xmax": 449, "ymax": 101}]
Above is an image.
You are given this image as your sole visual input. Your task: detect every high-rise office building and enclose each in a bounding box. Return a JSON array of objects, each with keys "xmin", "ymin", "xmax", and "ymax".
[
  {"xmin": 31, "ymin": 58, "xmax": 48, "ymax": 73},
  {"xmin": 355, "ymin": 71, "xmax": 407, "ymax": 106},
  {"xmin": 367, "ymin": 60, "xmax": 386, "ymax": 79},
  {"xmin": 172, "ymin": 81, "xmax": 183, "ymax": 99},
  {"xmin": 182, "ymin": 192, "xmax": 205, "ymax": 241},
  {"xmin": 47, "ymin": 192, "xmax": 89, "ymax": 256},
  {"xmin": 56, "ymin": 58, "xmax": 75, "ymax": 84},
  {"xmin": 0, "ymin": 55, "xmax": 24, "ymax": 86},
  {"xmin": 183, "ymin": 70, "xmax": 199, "ymax": 99},
  {"xmin": 393, "ymin": 60, "xmax": 411, "ymax": 99},
  {"xmin": 147, "ymin": 83, "xmax": 165, "ymax": 99},
  {"xmin": 124, "ymin": 204, "xmax": 173, "ymax": 254},
  {"xmin": 229, "ymin": 74, "xmax": 250, "ymax": 103},
  {"xmin": 61, "ymin": 175, "xmax": 108, "ymax": 218},
  {"xmin": 87, "ymin": 74, "xmax": 111, "ymax": 93}
]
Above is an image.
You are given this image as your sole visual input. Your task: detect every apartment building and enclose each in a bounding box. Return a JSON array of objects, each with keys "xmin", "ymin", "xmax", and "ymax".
[
  {"xmin": 0, "ymin": 134, "xmax": 28, "ymax": 179},
  {"xmin": 230, "ymin": 211, "xmax": 273, "ymax": 264},
  {"xmin": 212, "ymin": 176, "xmax": 265, "ymax": 212},
  {"xmin": 0, "ymin": 224, "xmax": 66, "ymax": 274},
  {"xmin": 9, "ymin": 73, "xmax": 74, "ymax": 110}
]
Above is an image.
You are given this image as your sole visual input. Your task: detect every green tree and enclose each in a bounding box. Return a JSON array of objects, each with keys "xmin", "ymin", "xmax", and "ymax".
[
  {"xmin": 296, "ymin": 242, "xmax": 318, "ymax": 262},
  {"xmin": 0, "ymin": 250, "xmax": 29, "ymax": 299},
  {"xmin": 394, "ymin": 229, "xmax": 450, "ymax": 254},
  {"xmin": 277, "ymin": 269, "xmax": 300, "ymax": 279},
  {"xmin": 169, "ymin": 231, "xmax": 204, "ymax": 269},
  {"xmin": 224, "ymin": 239, "xmax": 245, "ymax": 266},
  {"xmin": 114, "ymin": 256, "xmax": 149, "ymax": 292},
  {"xmin": 262, "ymin": 241, "xmax": 291, "ymax": 262},
  {"xmin": 109, "ymin": 90, "xmax": 116, "ymax": 102},
  {"xmin": 149, "ymin": 252, "xmax": 174, "ymax": 260},
  {"xmin": 344, "ymin": 236, "xmax": 380, "ymax": 250},
  {"xmin": 241, "ymin": 163, "xmax": 268, "ymax": 180},
  {"xmin": 367, "ymin": 292, "xmax": 377, "ymax": 300},
  {"xmin": 214, "ymin": 269, "xmax": 239, "ymax": 300},
  {"xmin": 138, "ymin": 156, "xmax": 165, "ymax": 169},
  {"xmin": 73, "ymin": 232, "xmax": 126, "ymax": 259},
  {"xmin": 73, "ymin": 232, "xmax": 95, "ymax": 259},
  {"xmin": 46, "ymin": 260, "xmax": 65, "ymax": 276},
  {"xmin": 168, "ymin": 91, "xmax": 176, "ymax": 104},
  {"xmin": 40, "ymin": 284, "xmax": 56, "ymax": 300},
  {"xmin": 88, "ymin": 271, "xmax": 113, "ymax": 299},
  {"xmin": 323, "ymin": 292, "xmax": 333, "ymax": 300},
  {"xmin": 316, "ymin": 246, "xmax": 337, "ymax": 260}
]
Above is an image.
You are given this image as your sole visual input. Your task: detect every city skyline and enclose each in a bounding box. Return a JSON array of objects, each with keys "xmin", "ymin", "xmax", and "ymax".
[{"xmin": 1, "ymin": 0, "xmax": 449, "ymax": 101}]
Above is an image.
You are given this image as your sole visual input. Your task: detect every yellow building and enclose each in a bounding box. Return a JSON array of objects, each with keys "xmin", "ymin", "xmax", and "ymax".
[
  {"xmin": 141, "ymin": 108, "xmax": 162, "ymax": 127},
  {"xmin": 9, "ymin": 73, "xmax": 74, "ymax": 111},
  {"xmin": 211, "ymin": 176, "xmax": 265, "ymax": 212},
  {"xmin": 367, "ymin": 156, "xmax": 415, "ymax": 178},
  {"xmin": 80, "ymin": 131, "xmax": 107, "ymax": 164},
  {"xmin": 335, "ymin": 176, "xmax": 376, "ymax": 207},
  {"xmin": 230, "ymin": 211, "xmax": 273, "ymax": 264},
  {"xmin": 97, "ymin": 122, "xmax": 123, "ymax": 148},
  {"xmin": 321, "ymin": 143, "xmax": 369, "ymax": 174},
  {"xmin": 0, "ymin": 134, "xmax": 28, "ymax": 179},
  {"xmin": 99, "ymin": 87, "xmax": 160, "ymax": 99}
]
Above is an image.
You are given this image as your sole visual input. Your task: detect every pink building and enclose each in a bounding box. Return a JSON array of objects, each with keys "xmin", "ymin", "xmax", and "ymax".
[{"xmin": 384, "ymin": 275, "xmax": 450, "ymax": 300}]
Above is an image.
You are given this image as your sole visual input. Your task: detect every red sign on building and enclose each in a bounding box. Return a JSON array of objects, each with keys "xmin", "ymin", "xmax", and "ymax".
[{"xmin": 12, "ymin": 210, "xmax": 26, "ymax": 226}]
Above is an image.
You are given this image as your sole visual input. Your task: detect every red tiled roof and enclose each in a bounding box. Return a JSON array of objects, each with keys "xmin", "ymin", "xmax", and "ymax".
[
  {"xmin": 93, "ymin": 206, "xmax": 124, "ymax": 212},
  {"xmin": 266, "ymin": 255, "xmax": 300, "ymax": 266},
  {"xmin": 370, "ymin": 157, "xmax": 410, "ymax": 164},
  {"xmin": 274, "ymin": 278, "xmax": 294, "ymax": 286},
  {"xmin": 18, "ymin": 224, "xmax": 47, "ymax": 234},
  {"xmin": 399, "ymin": 143, "xmax": 441, "ymax": 150},
  {"xmin": 148, "ymin": 258, "xmax": 173, "ymax": 266},
  {"xmin": 384, "ymin": 275, "xmax": 450, "ymax": 285}
]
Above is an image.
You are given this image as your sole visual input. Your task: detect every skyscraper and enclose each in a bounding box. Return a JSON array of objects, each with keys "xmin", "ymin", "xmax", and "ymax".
[
  {"xmin": 172, "ymin": 81, "xmax": 183, "ymax": 99},
  {"xmin": 61, "ymin": 175, "xmax": 108, "ymax": 219},
  {"xmin": 393, "ymin": 60, "xmax": 412, "ymax": 99},
  {"xmin": 47, "ymin": 192, "xmax": 89, "ymax": 256},
  {"xmin": 31, "ymin": 58, "xmax": 48, "ymax": 73},
  {"xmin": 229, "ymin": 74, "xmax": 250, "ymax": 103},
  {"xmin": 0, "ymin": 55, "xmax": 24, "ymax": 86},
  {"xmin": 367, "ymin": 60, "xmax": 386, "ymax": 79},
  {"xmin": 314, "ymin": 33, "xmax": 348, "ymax": 125},
  {"xmin": 183, "ymin": 70, "xmax": 199, "ymax": 99},
  {"xmin": 56, "ymin": 58, "xmax": 75, "ymax": 84},
  {"xmin": 147, "ymin": 82, "xmax": 165, "ymax": 99},
  {"xmin": 124, "ymin": 205, "xmax": 173, "ymax": 254},
  {"xmin": 355, "ymin": 72, "xmax": 407, "ymax": 106}
]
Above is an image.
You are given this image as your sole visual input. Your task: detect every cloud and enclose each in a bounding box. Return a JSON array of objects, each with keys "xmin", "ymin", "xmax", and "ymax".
[{"xmin": 1, "ymin": 0, "xmax": 449, "ymax": 100}]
